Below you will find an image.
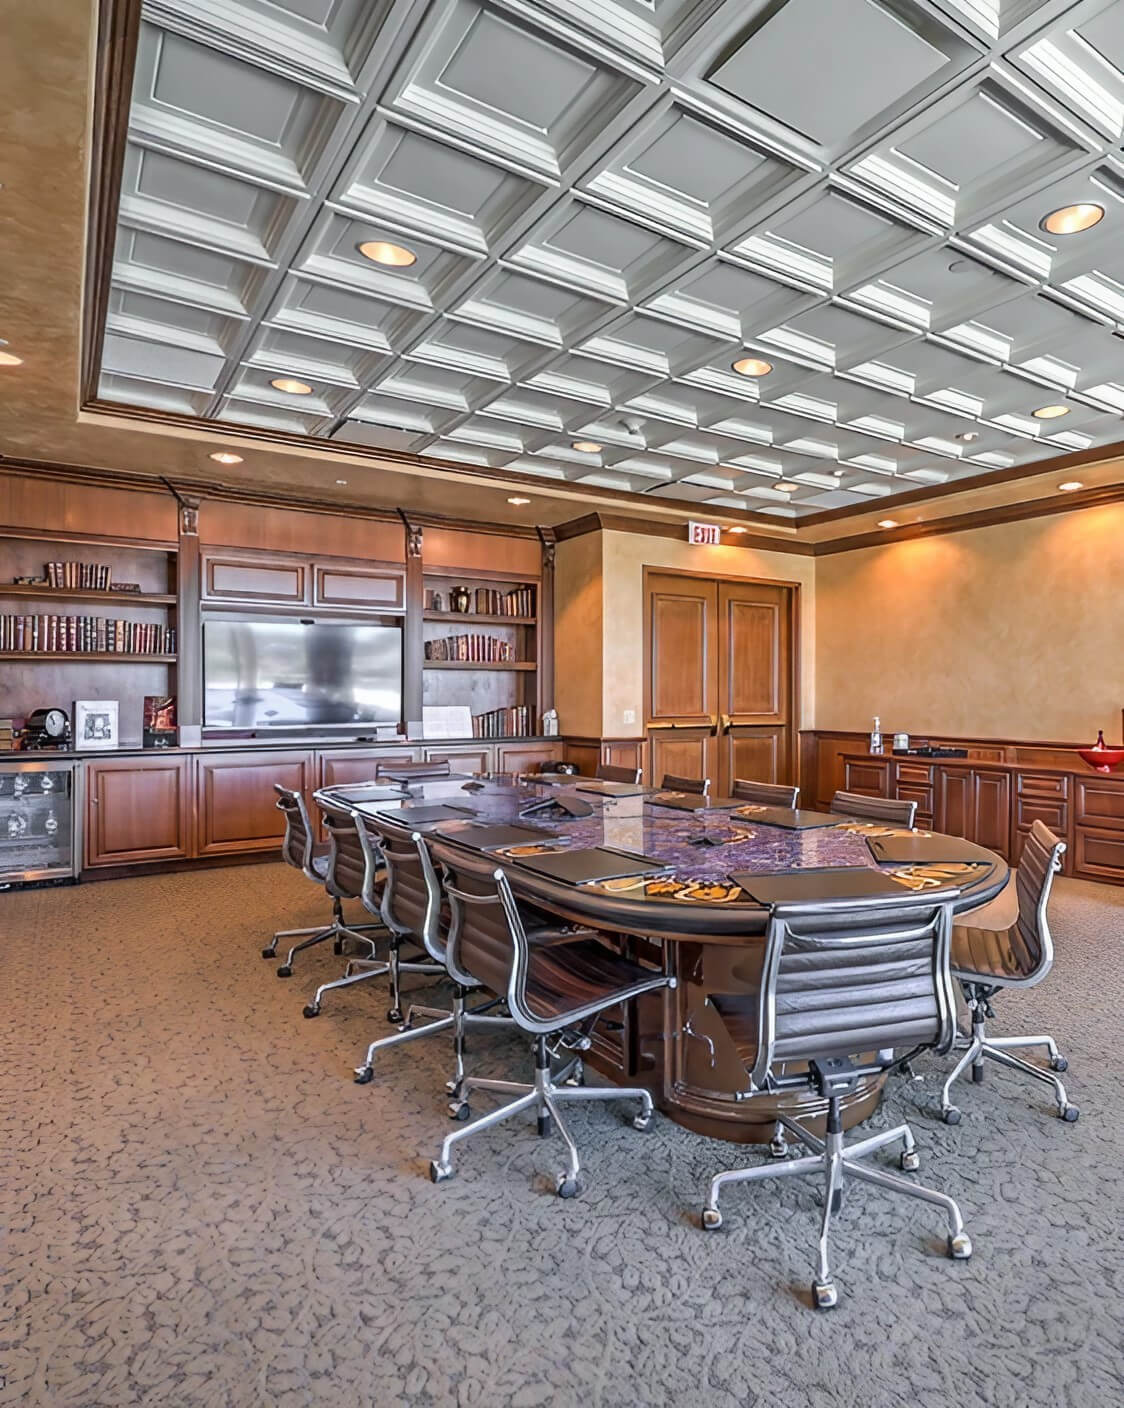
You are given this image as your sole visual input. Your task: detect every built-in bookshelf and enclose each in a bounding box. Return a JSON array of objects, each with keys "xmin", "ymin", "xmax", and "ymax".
[{"xmin": 422, "ymin": 570, "xmax": 540, "ymax": 738}]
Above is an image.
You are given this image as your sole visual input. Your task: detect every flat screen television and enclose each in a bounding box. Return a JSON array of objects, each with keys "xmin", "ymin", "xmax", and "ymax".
[{"xmin": 203, "ymin": 620, "xmax": 402, "ymax": 729}]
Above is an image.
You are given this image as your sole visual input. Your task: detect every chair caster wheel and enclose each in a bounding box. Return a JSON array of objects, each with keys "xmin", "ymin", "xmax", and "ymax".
[
  {"xmin": 537, "ymin": 1112, "xmax": 553, "ymax": 1138},
  {"xmin": 812, "ymin": 1279, "xmax": 838, "ymax": 1310},
  {"xmin": 386, "ymin": 1008, "xmax": 403, "ymax": 1024},
  {"xmin": 261, "ymin": 947, "xmax": 276, "ymax": 959},
  {"xmin": 332, "ymin": 939, "xmax": 344, "ymax": 956},
  {"xmin": 302, "ymin": 1003, "xmax": 320, "ymax": 1019},
  {"xmin": 948, "ymin": 1232, "xmax": 972, "ymax": 1260},
  {"xmin": 445, "ymin": 1077, "xmax": 462, "ymax": 1095},
  {"xmin": 276, "ymin": 965, "xmax": 293, "ymax": 979},
  {"xmin": 1051, "ymin": 1055, "xmax": 1068, "ymax": 1073},
  {"xmin": 900, "ymin": 1149, "xmax": 920, "ymax": 1172},
  {"xmin": 429, "ymin": 1160, "xmax": 453, "ymax": 1184},
  {"xmin": 556, "ymin": 1174, "xmax": 583, "ymax": 1199},
  {"xmin": 941, "ymin": 1106, "xmax": 961, "ymax": 1125},
  {"xmin": 769, "ymin": 1136, "xmax": 788, "ymax": 1159},
  {"xmin": 563, "ymin": 1064, "xmax": 585, "ymax": 1087},
  {"xmin": 971, "ymin": 1065, "xmax": 985, "ymax": 1083},
  {"xmin": 701, "ymin": 1207, "xmax": 722, "ymax": 1231},
  {"xmin": 1060, "ymin": 1104, "xmax": 1079, "ymax": 1122},
  {"xmin": 632, "ymin": 1111, "xmax": 653, "ymax": 1132},
  {"xmin": 398, "ymin": 1022, "xmax": 413, "ymax": 1034},
  {"xmin": 448, "ymin": 1102, "xmax": 471, "ymax": 1122},
  {"xmin": 353, "ymin": 1066, "xmax": 374, "ymax": 1085}
]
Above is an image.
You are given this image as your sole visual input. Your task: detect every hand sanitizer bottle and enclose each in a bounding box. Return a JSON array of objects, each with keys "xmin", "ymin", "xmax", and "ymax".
[{"xmin": 870, "ymin": 716, "xmax": 882, "ymax": 754}]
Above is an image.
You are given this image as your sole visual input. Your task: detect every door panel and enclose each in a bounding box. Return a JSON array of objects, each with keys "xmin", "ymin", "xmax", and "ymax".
[
  {"xmin": 723, "ymin": 729, "xmax": 782, "ymax": 787},
  {"xmin": 86, "ymin": 757, "xmax": 190, "ymax": 866},
  {"xmin": 721, "ymin": 590, "xmax": 788, "ymax": 723},
  {"xmin": 196, "ymin": 751, "xmax": 313, "ymax": 856},
  {"xmin": 649, "ymin": 730, "xmax": 715, "ymax": 790},
  {"xmin": 647, "ymin": 576, "xmax": 716, "ymax": 725}
]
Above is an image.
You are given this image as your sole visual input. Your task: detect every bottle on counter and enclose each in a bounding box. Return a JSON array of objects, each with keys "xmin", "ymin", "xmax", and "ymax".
[{"xmin": 870, "ymin": 716, "xmax": 883, "ymax": 754}]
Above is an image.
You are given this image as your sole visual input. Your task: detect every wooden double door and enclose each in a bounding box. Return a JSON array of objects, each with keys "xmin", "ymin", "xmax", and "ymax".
[{"xmin": 644, "ymin": 570, "xmax": 796, "ymax": 795}]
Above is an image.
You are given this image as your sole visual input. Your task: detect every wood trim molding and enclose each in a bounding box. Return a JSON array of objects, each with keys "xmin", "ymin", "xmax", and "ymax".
[{"xmin": 552, "ymin": 511, "xmax": 813, "ymax": 556}]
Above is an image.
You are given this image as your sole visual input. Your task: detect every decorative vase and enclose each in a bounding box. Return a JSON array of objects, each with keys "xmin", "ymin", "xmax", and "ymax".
[
  {"xmin": 451, "ymin": 586, "xmax": 471, "ymax": 613},
  {"xmin": 1077, "ymin": 729, "xmax": 1124, "ymax": 774}
]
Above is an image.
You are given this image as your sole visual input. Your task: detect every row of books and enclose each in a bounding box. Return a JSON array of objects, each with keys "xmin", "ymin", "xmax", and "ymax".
[
  {"xmin": 424, "ymin": 634, "xmax": 517, "ymax": 662},
  {"xmin": 0, "ymin": 717, "xmax": 15, "ymax": 752},
  {"xmin": 0, "ymin": 615, "xmax": 176, "ymax": 654},
  {"xmin": 469, "ymin": 586, "xmax": 535, "ymax": 617},
  {"xmin": 471, "ymin": 706, "xmax": 536, "ymax": 739},
  {"xmin": 45, "ymin": 561, "xmax": 113, "ymax": 590}
]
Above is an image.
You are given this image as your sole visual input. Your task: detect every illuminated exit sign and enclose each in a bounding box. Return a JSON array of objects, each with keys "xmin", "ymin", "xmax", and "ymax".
[{"xmin": 688, "ymin": 521, "xmax": 721, "ymax": 546}]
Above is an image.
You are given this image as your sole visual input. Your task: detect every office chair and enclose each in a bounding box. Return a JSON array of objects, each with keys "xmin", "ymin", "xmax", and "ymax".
[
  {"xmin": 426, "ymin": 838, "xmax": 674, "ymax": 1196},
  {"xmin": 596, "ymin": 763, "xmax": 642, "ymax": 784},
  {"xmin": 264, "ymin": 785, "xmax": 379, "ymax": 977},
  {"xmin": 701, "ymin": 888, "xmax": 970, "ymax": 1309},
  {"xmin": 732, "ymin": 779, "xmax": 800, "ymax": 807},
  {"xmin": 830, "ymin": 789, "xmax": 917, "ymax": 828},
  {"xmin": 941, "ymin": 819, "xmax": 1077, "ymax": 1124},
  {"xmin": 375, "ymin": 759, "xmax": 452, "ymax": 781},
  {"xmin": 660, "ymin": 772, "xmax": 710, "ymax": 796},
  {"xmin": 352, "ymin": 814, "xmax": 514, "ymax": 1087}
]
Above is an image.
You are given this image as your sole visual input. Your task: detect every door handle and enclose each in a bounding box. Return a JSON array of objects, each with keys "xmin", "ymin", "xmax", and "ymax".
[
  {"xmin": 719, "ymin": 714, "xmax": 731, "ymax": 734},
  {"xmin": 647, "ymin": 721, "xmax": 704, "ymax": 730}
]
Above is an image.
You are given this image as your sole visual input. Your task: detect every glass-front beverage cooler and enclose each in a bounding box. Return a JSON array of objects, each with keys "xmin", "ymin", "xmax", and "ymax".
[{"xmin": 0, "ymin": 758, "xmax": 81, "ymax": 886}]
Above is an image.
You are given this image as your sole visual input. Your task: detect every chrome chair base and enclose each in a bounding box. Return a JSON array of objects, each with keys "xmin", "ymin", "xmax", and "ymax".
[
  {"xmin": 430, "ymin": 1035, "xmax": 653, "ymax": 1196},
  {"xmin": 263, "ymin": 899, "xmax": 384, "ymax": 977},
  {"xmin": 941, "ymin": 1011, "xmax": 1077, "ymax": 1123},
  {"xmin": 702, "ymin": 1108, "xmax": 970, "ymax": 1309},
  {"xmin": 353, "ymin": 989, "xmax": 513, "ymax": 1087}
]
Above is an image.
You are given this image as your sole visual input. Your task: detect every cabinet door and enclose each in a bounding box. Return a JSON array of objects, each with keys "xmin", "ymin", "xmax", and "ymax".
[
  {"xmin": 971, "ymin": 769, "xmax": 1011, "ymax": 856},
  {"xmin": 196, "ymin": 751, "xmax": 313, "ymax": 856},
  {"xmin": 421, "ymin": 744, "xmax": 493, "ymax": 775},
  {"xmin": 844, "ymin": 760, "xmax": 890, "ymax": 796},
  {"xmin": 314, "ymin": 564, "xmax": 404, "ymax": 611},
  {"xmin": 317, "ymin": 749, "xmax": 419, "ymax": 791},
  {"xmin": 496, "ymin": 743, "xmax": 562, "ymax": 775},
  {"xmin": 86, "ymin": 756, "xmax": 190, "ymax": 866},
  {"xmin": 937, "ymin": 769, "xmax": 972, "ymax": 839},
  {"xmin": 203, "ymin": 554, "xmax": 309, "ymax": 605}
]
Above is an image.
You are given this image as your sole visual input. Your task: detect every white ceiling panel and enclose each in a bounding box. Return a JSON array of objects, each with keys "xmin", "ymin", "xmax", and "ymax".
[{"xmin": 98, "ymin": 0, "xmax": 1124, "ymax": 518}]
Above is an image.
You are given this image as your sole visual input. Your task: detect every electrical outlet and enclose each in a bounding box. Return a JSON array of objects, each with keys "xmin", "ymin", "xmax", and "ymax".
[{"xmin": 622, "ymin": 709, "xmax": 636, "ymax": 725}]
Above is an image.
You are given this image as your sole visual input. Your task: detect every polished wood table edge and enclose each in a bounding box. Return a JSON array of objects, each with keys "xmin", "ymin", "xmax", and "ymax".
[{"xmin": 838, "ymin": 749, "xmax": 1110, "ymax": 779}]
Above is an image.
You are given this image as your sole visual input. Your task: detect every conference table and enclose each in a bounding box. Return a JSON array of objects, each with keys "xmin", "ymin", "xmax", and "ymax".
[{"xmin": 336, "ymin": 775, "xmax": 1010, "ymax": 1144}]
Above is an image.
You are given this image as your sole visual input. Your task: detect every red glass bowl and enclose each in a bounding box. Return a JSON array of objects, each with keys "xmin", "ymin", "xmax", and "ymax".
[{"xmin": 1077, "ymin": 747, "xmax": 1124, "ymax": 774}]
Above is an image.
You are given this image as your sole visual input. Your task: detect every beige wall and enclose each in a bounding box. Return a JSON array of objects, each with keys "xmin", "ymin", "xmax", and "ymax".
[
  {"xmin": 815, "ymin": 502, "xmax": 1124, "ymax": 741},
  {"xmin": 567, "ymin": 531, "xmax": 815, "ymax": 735},
  {"xmin": 554, "ymin": 532, "xmax": 605, "ymax": 736}
]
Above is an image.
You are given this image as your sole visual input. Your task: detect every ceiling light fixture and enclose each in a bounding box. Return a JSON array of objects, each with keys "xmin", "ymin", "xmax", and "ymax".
[
  {"xmin": 0, "ymin": 350, "xmax": 23, "ymax": 366},
  {"xmin": 956, "ymin": 431, "xmax": 979, "ymax": 442},
  {"xmin": 209, "ymin": 451, "xmax": 243, "ymax": 465},
  {"xmin": 775, "ymin": 480, "xmax": 799, "ymax": 492},
  {"xmin": 732, "ymin": 356, "xmax": 772, "ymax": 378},
  {"xmin": 1058, "ymin": 481, "xmax": 1083, "ymax": 492},
  {"xmin": 878, "ymin": 519, "xmax": 898, "ymax": 529},
  {"xmin": 271, "ymin": 377, "xmax": 313, "ymax": 395},
  {"xmin": 357, "ymin": 239, "xmax": 417, "ymax": 267},
  {"xmin": 572, "ymin": 440, "xmax": 602, "ymax": 453},
  {"xmin": 727, "ymin": 526, "xmax": 749, "ymax": 534},
  {"xmin": 507, "ymin": 496, "xmax": 531, "ymax": 505},
  {"xmin": 336, "ymin": 479, "xmax": 348, "ymax": 486},
  {"xmin": 1040, "ymin": 203, "xmax": 1104, "ymax": 236},
  {"xmin": 1033, "ymin": 404, "xmax": 1069, "ymax": 419}
]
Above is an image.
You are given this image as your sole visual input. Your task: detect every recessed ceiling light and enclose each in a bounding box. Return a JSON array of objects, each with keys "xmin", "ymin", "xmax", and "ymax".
[
  {"xmin": 775, "ymin": 480, "xmax": 799, "ymax": 492},
  {"xmin": 1040, "ymin": 203, "xmax": 1104, "ymax": 236},
  {"xmin": 946, "ymin": 258, "xmax": 975, "ymax": 275},
  {"xmin": 0, "ymin": 350, "xmax": 23, "ymax": 366},
  {"xmin": 271, "ymin": 377, "xmax": 313, "ymax": 395},
  {"xmin": 335, "ymin": 479, "xmax": 348, "ymax": 486},
  {"xmin": 956, "ymin": 431, "xmax": 979, "ymax": 442},
  {"xmin": 209, "ymin": 451, "xmax": 243, "ymax": 465},
  {"xmin": 732, "ymin": 356, "xmax": 772, "ymax": 378},
  {"xmin": 572, "ymin": 440, "xmax": 602, "ymax": 453},
  {"xmin": 507, "ymin": 496, "xmax": 531, "ymax": 505},
  {"xmin": 1033, "ymin": 404, "xmax": 1069, "ymax": 419},
  {"xmin": 878, "ymin": 519, "xmax": 898, "ymax": 529},
  {"xmin": 727, "ymin": 525, "xmax": 749, "ymax": 534},
  {"xmin": 1058, "ymin": 480, "xmax": 1083, "ymax": 492},
  {"xmin": 357, "ymin": 239, "xmax": 417, "ymax": 267}
]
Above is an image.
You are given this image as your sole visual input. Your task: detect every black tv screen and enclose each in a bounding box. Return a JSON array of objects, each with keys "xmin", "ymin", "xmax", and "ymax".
[{"xmin": 204, "ymin": 621, "xmax": 402, "ymax": 729}]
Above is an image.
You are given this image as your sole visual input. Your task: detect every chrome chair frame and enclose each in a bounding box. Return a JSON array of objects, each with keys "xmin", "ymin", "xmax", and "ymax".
[
  {"xmin": 701, "ymin": 889, "xmax": 970, "ymax": 1309},
  {"xmin": 941, "ymin": 820, "xmax": 1076, "ymax": 1123},
  {"xmin": 427, "ymin": 850, "xmax": 674, "ymax": 1197}
]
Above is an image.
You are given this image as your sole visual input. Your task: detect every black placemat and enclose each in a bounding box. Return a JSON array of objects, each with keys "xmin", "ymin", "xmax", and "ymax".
[
  {"xmin": 459, "ymin": 823, "xmax": 564, "ymax": 852},
  {"xmin": 513, "ymin": 846, "xmax": 670, "ymax": 886},
  {"xmin": 866, "ymin": 834, "xmax": 983, "ymax": 865},
  {"xmin": 733, "ymin": 805, "xmax": 842, "ymax": 830},
  {"xmin": 575, "ymin": 780, "xmax": 653, "ymax": 797},
  {"xmin": 646, "ymin": 792, "xmax": 741, "ymax": 811},
  {"xmin": 373, "ymin": 802, "xmax": 478, "ymax": 824},
  {"xmin": 731, "ymin": 866, "xmax": 907, "ymax": 905},
  {"xmin": 519, "ymin": 795, "xmax": 594, "ymax": 819}
]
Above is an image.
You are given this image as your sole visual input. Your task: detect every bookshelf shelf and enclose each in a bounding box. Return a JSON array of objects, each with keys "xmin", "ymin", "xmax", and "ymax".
[
  {"xmin": 423, "ymin": 611, "xmax": 536, "ymax": 626},
  {"xmin": 0, "ymin": 585, "xmax": 176, "ymax": 606},
  {"xmin": 423, "ymin": 661, "xmax": 536, "ymax": 672},
  {"xmin": 0, "ymin": 652, "xmax": 177, "ymax": 663}
]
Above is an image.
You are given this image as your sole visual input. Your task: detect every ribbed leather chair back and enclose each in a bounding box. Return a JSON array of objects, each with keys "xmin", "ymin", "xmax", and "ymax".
[
  {"xmin": 750, "ymin": 891, "xmax": 958, "ymax": 1089},
  {"xmin": 275, "ymin": 785, "xmax": 315, "ymax": 876},
  {"xmin": 733, "ymin": 779, "xmax": 800, "ymax": 807},
  {"xmin": 596, "ymin": 763, "xmax": 641, "ymax": 784},
  {"xmin": 830, "ymin": 789, "xmax": 917, "ymax": 828},
  {"xmin": 1011, "ymin": 818, "xmax": 1065, "ymax": 978},
  {"xmin": 319, "ymin": 800, "xmax": 367, "ymax": 901},
  {"xmin": 375, "ymin": 760, "xmax": 452, "ymax": 781},
  {"xmin": 430, "ymin": 839, "xmax": 516, "ymax": 997},
  {"xmin": 363, "ymin": 814, "xmax": 446, "ymax": 962},
  {"xmin": 661, "ymin": 772, "xmax": 710, "ymax": 796}
]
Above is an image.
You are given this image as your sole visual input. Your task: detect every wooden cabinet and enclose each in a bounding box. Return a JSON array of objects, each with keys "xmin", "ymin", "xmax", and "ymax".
[
  {"xmin": 317, "ymin": 748, "xmax": 418, "ymax": 791},
  {"xmin": 495, "ymin": 742, "xmax": 562, "ymax": 775},
  {"xmin": 935, "ymin": 766, "xmax": 1010, "ymax": 855},
  {"xmin": 85, "ymin": 755, "xmax": 191, "ymax": 867},
  {"xmin": 844, "ymin": 759, "xmax": 890, "ymax": 797},
  {"xmin": 1013, "ymin": 772, "xmax": 1070, "ymax": 869},
  {"xmin": 422, "ymin": 744, "xmax": 492, "ymax": 775},
  {"xmin": 313, "ymin": 563, "xmax": 404, "ymax": 611},
  {"xmin": 203, "ymin": 553, "xmax": 309, "ymax": 605},
  {"xmin": 195, "ymin": 750, "xmax": 313, "ymax": 856}
]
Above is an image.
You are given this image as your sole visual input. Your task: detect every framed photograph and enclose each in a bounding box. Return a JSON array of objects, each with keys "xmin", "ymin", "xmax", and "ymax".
[
  {"xmin": 74, "ymin": 699, "xmax": 119, "ymax": 751},
  {"xmin": 143, "ymin": 695, "xmax": 177, "ymax": 748}
]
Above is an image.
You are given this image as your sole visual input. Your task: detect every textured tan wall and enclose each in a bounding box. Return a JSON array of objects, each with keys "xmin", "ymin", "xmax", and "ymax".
[
  {"xmin": 599, "ymin": 531, "xmax": 816, "ymax": 733},
  {"xmin": 553, "ymin": 533, "xmax": 604, "ymax": 736},
  {"xmin": 815, "ymin": 502, "xmax": 1124, "ymax": 741}
]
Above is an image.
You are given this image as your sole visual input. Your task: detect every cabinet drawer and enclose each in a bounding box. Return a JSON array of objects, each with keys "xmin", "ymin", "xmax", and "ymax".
[
  {"xmin": 1015, "ymin": 796, "xmax": 1067, "ymax": 833},
  {"xmin": 895, "ymin": 762, "xmax": 933, "ymax": 785},
  {"xmin": 422, "ymin": 745, "xmax": 493, "ymax": 776},
  {"xmin": 1073, "ymin": 826, "xmax": 1124, "ymax": 882},
  {"xmin": 844, "ymin": 761, "xmax": 889, "ymax": 795},
  {"xmin": 1075, "ymin": 777, "xmax": 1124, "ymax": 832},
  {"xmin": 896, "ymin": 783, "xmax": 934, "ymax": 828},
  {"xmin": 496, "ymin": 743, "xmax": 561, "ymax": 776},
  {"xmin": 1017, "ymin": 772, "xmax": 1069, "ymax": 800}
]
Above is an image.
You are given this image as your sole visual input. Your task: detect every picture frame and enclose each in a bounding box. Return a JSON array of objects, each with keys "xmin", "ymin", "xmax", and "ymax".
[{"xmin": 74, "ymin": 699, "xmax": 119, "ymax": 752}]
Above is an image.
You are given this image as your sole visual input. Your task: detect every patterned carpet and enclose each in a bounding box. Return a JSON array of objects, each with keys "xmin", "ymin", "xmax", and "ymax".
[{"xmin": 1, "ymin": 863, "xmax": 1121, "ymax": 1407}]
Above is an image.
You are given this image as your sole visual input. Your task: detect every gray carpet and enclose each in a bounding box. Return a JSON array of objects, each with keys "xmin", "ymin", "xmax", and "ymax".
[{"xmin": 2, "ymin": 864, "xmax": 1121, "ymax": 1407}]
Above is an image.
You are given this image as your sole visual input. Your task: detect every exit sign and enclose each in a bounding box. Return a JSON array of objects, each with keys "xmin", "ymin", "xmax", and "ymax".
[{"xmin": 688, "ymin": 520, "xmax": 721, "ymax": 546}]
